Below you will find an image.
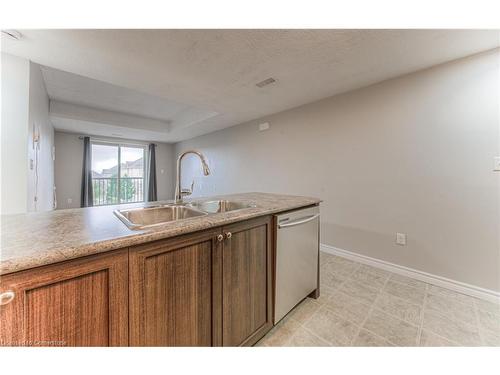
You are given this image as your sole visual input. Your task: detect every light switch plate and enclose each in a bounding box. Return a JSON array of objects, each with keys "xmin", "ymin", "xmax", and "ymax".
[
  {"xmin": 494, "ymin": 157, "xmax": 500, "ymax": 171},
  {"xmin": 259, "ymin": 122, "xmax": 270, "ymax": 131},
  {"xmin": 396, "ymin": 232, "xmax": 407, "ymax": 246}
]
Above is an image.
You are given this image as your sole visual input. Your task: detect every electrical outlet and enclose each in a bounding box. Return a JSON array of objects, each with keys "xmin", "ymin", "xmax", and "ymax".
[
  {"xmin": 396, "ymin": 232, "xmax": 407, "ymax": 246},
  {"xmin": 67, "ymin": 198, "xmax": 72, "ymax": 205}
]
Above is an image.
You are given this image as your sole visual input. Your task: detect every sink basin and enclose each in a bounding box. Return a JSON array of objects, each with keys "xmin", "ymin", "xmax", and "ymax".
[
  {"xmin": 114, "ymin": 205, "xmax": 207, "ymax": 229},
  {"xmin": 187, "ymin": 200, "xmax": 256, "ymax": 214}
]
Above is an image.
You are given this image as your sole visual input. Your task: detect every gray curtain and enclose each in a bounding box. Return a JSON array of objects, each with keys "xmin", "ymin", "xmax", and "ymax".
[
  {"xmin": 81, "ymin": 136, "xmax": 93, "ymax": 207},
  {"xmin": 147, "ymin": 143, "xmax": 157, "ymax": 201}
]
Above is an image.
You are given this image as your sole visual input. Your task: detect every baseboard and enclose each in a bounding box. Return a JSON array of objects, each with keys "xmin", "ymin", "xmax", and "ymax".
[{"xmin": 320, "ymin": 243, "xmax": 500, "ymax": 304}]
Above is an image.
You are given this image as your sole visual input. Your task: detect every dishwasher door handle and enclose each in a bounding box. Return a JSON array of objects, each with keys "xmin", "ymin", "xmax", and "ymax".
[{"xmin": 278, "ymin": 214, "xmax": 320, "ymax": 229}]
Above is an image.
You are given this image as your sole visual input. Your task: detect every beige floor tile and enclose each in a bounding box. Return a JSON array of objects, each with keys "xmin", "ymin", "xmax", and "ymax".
[
  {"xmin": 256, "ymin": 317, "xmax": 301, "ymax": 346},
  {"xmin": 374, "ymin": 292, "xmax": 422, "ymax": 325},
  {"xmin": 352, "ymin": 329, "xmax": 394, "ymax": 346},
  {"xmin": 319, "ymin": 251, "xmax": 337, "ymax": 266},
  {"xmin": 320, "ymin": 268, "xmax": 346, "ymax": 289},
  {"xmin": 419, "ymin": 330, "xmax": 459, "ymax": 346},
  {"xmin": 324, "ymin": 290, "xmax": 372, "ymax": 325},
  {"xmin": 314, "ymin": 285, "xmax": 336, "ymax": 306},
  {"xmin": 321, "ymin": 260, "xmax": 359, "ymax": 278},
  {"xmin": 477, "ymin": 309, "xmax": 500, "ymax": 333},
  {"xmin": 425, "ymin": 293, "xmax": 476, "ymax": 326},
  {"xmin": 304, "ymin": 306, "xmax": 359, "ymax": 345},
  {"xmin": 388, "ymin": 274, "xmax": 427, "ymax": 291},
  {"xmin": 331, "ymin": 255, "xmax": 359, "ymax": 266},
  {"xmin": 474, "ymin": 298, "xmax": 500, "ymax": 316},
  {"xmin": 363, "ymin": 309, "xmax": 419, "ymax": 346},
  {"xmin": 287, "ymin": 298, "xmax": 321, "ymax": 324},
  {"xmin": 350, "ymin": 267, "xmax": 389, "ymax": 290},
  {"xmin": 257, "ymin": 266, "xmax": 497, "ymax": 348},
  {"xmin": 259, "ymin": 254, "xmax": 494, "ymax": 348},
  {"xmin": 356, "ymin": 264, "xmax": 392, "ymax": 278},
  {"xmin": 422, "ymin": 310, "xmax": 481, "ymax": 346},
  {"xmin": 287, "ymin": 327, "xmax": 331, "ymax": 347},
  {"xmin": 427, "ymin": 285, "xmax": 474, "ymax": 306},
  {"xmin": 481, "ymin": 329, "xmax": 500, "ymax": 346},
  {"xmin": 339, "ymin": 280, "xmax": 379, "ymax": 305},
  {"xmin": 383, "ymin": 280, "xmax": 425, "ymax": 305}
]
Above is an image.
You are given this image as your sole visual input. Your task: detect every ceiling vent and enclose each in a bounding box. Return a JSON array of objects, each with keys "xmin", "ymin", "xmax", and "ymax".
[
  {"xmin": 256, "ymin": 77, "xmax": 276, "ymax": 88},
  {"xmin": 1, "ymin": 30, "xmax": 22, "ymax": 41}
]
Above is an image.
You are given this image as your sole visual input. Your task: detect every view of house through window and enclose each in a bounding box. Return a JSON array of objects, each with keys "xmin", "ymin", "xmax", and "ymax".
[{"xmin": 91, "ymin": 142, "xmax": 145, "ymax": 206}]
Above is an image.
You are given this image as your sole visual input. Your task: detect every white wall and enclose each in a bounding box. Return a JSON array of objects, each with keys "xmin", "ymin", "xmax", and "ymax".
[
  {"xmin": 175, "ymin": 50, "xmax": 500, "ymax": 292},
  {"xmin": 1, "ymin": 53, "xmax": 30, "ymax": 214},
  {"xmin": 54, "ymin": 132, "xmax": 176, "ymax": 209},
  {"xmin": 1, "ymin": 55, "xmax": 55, "ymax": 214},
  {"xmin": 27, "ymin": 62, "xmax": 55, "ymax": 212}
]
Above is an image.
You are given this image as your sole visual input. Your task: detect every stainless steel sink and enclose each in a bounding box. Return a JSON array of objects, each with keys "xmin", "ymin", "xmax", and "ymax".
[
  {"xmin": 114, "ymin": 205, "xmax": 207, "ymax": 229},
  {"xmin": 187, "ymin": 200, "xmax": 256, "ymax": 214}
]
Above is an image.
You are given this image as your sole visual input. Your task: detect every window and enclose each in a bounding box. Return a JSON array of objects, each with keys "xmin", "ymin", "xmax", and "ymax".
[{"xmin": 91, "ymin": 142, "xmax": 146, "ymax": 206}]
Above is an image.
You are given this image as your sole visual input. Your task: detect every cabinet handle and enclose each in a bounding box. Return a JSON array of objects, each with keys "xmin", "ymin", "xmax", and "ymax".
[
  {"xmin": 225, "ymin": 232, "xmax": 232, "ymax": 240},
  {"xmin": 0, "ymin": 290, "xmax": 15, "ymax": 306},
  {"xmin": 216, "ymin": 234, "xmax": 224, "ymax": 242}
]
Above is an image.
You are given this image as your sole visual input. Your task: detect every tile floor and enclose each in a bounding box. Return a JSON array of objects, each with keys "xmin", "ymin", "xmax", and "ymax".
[{"xmin": 257, "ymin": 252, "xmax": 500, "ymax": 347}]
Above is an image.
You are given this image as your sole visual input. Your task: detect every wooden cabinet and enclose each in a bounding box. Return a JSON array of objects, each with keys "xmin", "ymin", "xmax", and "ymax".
[
  {"xmin": 221, "ymin": 216, "xmax": 273, "ymax": 346},
  {"xmin": 0, "ymin": 249, "xmax": 128, "ymax": 346},
  {"xmin": 129, "ymin": 228, "xmax": 222, "ymax": 346},
  {"xmin": 129, "ymin": 216, "xmax": 273, "ymax": 347},
  {"xmin": 0, "ymin": 215, "xmax": 274, "ymax": 347}
]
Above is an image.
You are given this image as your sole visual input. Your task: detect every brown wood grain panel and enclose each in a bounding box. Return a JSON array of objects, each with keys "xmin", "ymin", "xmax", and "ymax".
[
  {"xmin": 26, "ymin": 270, "xmax": 109, "ymax": 346},
  {"xmin": 222, "ymin": 216, "xmax": 273, "ymax": 346},
  {"xmin": 211, "ymin": 233, "xmax": 223, "ymax": 347},
  {"xmin": 144, "ymin": 242, "xmax": 211, "ymax": 346},
  {"xmin": 0, "ymin": 292, "xmax": 22, "ymax": 346},
  {"xmin": 0, "ymin": 249, "xmax": 128, "ymax": 346},
  {"xmin": 129, "ymin": 228, "xmax": 220, "ymax": 346}
]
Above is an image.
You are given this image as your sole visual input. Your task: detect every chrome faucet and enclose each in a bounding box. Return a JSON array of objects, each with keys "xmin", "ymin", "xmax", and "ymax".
[{"xmin": 174, "ymin": 150, "xmax": 210, "ymax": 204}]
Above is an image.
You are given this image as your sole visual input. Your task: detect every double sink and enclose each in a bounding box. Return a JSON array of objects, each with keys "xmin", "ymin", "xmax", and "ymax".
[{"xmin": 114, "ymin": 200, "xmax": 256, "ymax": 230}]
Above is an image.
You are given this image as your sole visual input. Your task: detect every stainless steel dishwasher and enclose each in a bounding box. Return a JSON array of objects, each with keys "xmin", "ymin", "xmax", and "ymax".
[{"xmin": 274, "ymin": 206, "xmax": 320, "ymax": 324}]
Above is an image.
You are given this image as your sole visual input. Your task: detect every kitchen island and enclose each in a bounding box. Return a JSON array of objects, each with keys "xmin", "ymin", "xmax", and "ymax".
[{"xmin": 0, "ymin": 192, "xmax": 320, "ymax": 346}]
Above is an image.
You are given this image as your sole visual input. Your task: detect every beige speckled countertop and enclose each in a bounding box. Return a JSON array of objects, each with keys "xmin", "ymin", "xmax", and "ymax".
[{"xmin": 0, "ymin": 192, "xmax": 320, "ymax": 275}]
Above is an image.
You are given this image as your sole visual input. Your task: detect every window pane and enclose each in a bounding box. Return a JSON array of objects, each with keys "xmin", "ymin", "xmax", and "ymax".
[
  {"xmin": 120, "ymin": 147, "xmax": 144, "ymax": 178},
  {"xmin": 120, "ymin": 146, "xmax": 145, "ymax": 203},
  {"xmin": 91, "ymin": 144, "xmax": 119, "ymax": 206}
]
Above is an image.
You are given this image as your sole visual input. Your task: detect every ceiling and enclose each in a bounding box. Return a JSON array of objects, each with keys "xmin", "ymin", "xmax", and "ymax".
[
  {"xmin": 41, "ymin": 65, "xmax": 218, "ymax": 141},
  {"xmin": 2, "ymin": 29, "xmax": 499, "ymax": 142}
]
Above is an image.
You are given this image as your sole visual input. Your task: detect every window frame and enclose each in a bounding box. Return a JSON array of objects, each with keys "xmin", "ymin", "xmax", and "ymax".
[{"xmin": 90, "ymin": 140, "xmax": 148, "ymax": 206}]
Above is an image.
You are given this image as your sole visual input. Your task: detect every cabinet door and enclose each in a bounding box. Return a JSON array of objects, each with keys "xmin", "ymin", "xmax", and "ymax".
[
  {"xmin": 221, "ymin": 216, "xmax": 273, "ymax": 346},
  {"xmin": 0, "ymin": 249, "xmax": 128, "ymax": 347},
  {"xmin": 129, "ymin": 229, "xmax": 222, "ymax": 346}
]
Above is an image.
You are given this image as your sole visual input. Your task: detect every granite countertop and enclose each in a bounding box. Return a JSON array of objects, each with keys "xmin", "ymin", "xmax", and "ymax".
[{"xmin": 0, "ymin": 192, "xmax": 320, "ymax": 275}]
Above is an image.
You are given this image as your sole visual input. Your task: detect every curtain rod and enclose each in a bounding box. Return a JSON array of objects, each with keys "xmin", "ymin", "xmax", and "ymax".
[{"xmin": 77, "ymin": 135, "xmax": 158, "ymax": 147}]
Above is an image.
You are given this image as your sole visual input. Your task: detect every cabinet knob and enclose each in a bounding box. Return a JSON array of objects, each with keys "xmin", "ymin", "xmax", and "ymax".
[
  {"xmin": 225, "ymin": 232, "xmax": 232, "ymax": 239},
  {"xmin": 216, "ymin": 234, "xmax": 224, "ymax": 242},
  {"xmin": 0, "ymin": 290, "xmax": 15, "ymax": 306}
]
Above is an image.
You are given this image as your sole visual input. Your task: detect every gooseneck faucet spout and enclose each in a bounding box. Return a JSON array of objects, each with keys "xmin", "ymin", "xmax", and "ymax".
[{"xmin": 174, "ymin": 150, "xmax": 210, "ymax": 204}]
